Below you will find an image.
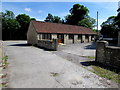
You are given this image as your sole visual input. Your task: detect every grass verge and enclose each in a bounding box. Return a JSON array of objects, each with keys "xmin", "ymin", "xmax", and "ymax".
[
  {"xmin": 92, "ymin": 65, "xmax": 120, "ymax": 83},
  {"xmin": 2, "ymin": 56, "xmax": 9, "ymax": 69},
  {"xmin": 81, "ymin": 56, "xmax": 95, "ymax": 59}
]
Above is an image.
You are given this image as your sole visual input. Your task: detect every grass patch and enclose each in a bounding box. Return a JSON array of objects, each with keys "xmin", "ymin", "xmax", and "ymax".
[
  {"xmin": 86, "ymin": 56, "xmax": 95, "ymax": 59},
  {"xmin": 50, "ymin": 72, "xmax": 59, "ymax": 77},
  {"xmin": 81, "ymin": 56, "xmax": 95, "ymax": 59},
  {"xmin": 92, "ymin": 66, "xmax": 120, "ymax": 83},
  {"xmin": 0, "ymin": 82, "xmax": 8, "ymax": 87},
  {"xmin": 2, "ymin": 56, "xmax": 9, "ymax": 69}
]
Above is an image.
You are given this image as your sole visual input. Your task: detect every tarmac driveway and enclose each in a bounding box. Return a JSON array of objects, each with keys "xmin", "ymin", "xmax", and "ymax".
[
  {"xmin": 3, "ymin": 41, "xmax": 118, "ymax": 88},
  {"xmin": 57, "ymin": 42, "xmax": 96, "ymax": 57}
]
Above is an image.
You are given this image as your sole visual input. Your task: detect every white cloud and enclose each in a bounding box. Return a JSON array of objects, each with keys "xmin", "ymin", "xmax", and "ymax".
[
  {"xmin": 98, "ymin": 19, "xmax": 106, "ymax": 24},
  {"xmin": 38, "ymin": 10, "xmax": 42, "ymax": 13},
  {"xmin": 36, "ymin": 18, "xmax": 44, "ymax": 21},
  {"xmin": 24, "ymin": 8, "xmax": 31, "ymax": 12}
]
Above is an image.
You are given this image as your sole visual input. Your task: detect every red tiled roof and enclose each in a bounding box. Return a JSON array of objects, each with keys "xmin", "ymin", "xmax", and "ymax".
[{"xmin": 31, "ymin": 20, "xmax": 96, "ymax": 35}]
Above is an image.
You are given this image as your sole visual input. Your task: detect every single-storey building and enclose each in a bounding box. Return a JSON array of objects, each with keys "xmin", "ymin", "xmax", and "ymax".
[{"xmin": 27, "ymin": 20, "xmax": 96, "ymax": 45}]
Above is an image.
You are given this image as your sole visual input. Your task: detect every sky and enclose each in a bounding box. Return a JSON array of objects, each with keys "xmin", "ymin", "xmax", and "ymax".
[{"xmin": 1, "ymin": 2, "xmax": 120, "ymax": 30}]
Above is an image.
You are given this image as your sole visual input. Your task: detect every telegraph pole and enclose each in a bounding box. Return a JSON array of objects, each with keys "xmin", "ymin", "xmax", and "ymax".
[{"xmin": 97, "ymin": 11, "xmax": 99, "ymax": 35}]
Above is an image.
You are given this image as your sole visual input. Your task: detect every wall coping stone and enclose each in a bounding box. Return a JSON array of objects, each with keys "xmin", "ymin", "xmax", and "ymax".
[{"xmin": 106, "ymin": 46, "xmax": 120, "ymax": 49}]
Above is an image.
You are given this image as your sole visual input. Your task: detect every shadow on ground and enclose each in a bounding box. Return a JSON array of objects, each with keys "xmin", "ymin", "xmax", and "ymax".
[
  {"xmin": 9, "ymin": 43, "xmax": 55, "ymax": 51},
  {"xmin": 8, "ymin": 43, "xmax": 30, "ymax": 47},
  {"xmin": 35, "ymin": 45, "xmax": 56, "ymax": 51},
  {"xmin": 80, "ymin": 61, "xmax": 96, "ymax": 66},
  {"xmin": 84, "ymin": 42, "xmax": 96, "ymax": 50},
  {"xmin": 80, "ymin": 61, "xmax": 120, "ymax": 74}
]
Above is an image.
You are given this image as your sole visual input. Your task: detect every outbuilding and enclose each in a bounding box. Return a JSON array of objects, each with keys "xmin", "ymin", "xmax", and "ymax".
[{"xmin": 27, "ymin": 20, "xmax": 96, "ymax": 45}]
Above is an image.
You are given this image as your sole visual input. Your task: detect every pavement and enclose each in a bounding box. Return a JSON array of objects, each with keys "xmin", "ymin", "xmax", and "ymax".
[{"xmin": 3, "ymin": 41, "xmax": 119, "ymax": 88}]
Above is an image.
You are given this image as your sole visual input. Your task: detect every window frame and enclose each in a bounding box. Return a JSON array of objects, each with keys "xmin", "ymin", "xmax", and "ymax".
[
  {"xmin": 78, "ymin": 34, "xmax": 82, "ymax": 40},
  {"xmin": 42, "ymin": 33, "xmax": 51, "ymax": 40},
  {"xmin": 68, "ymin": 34, "xmax": 74, "ymax": 40}
]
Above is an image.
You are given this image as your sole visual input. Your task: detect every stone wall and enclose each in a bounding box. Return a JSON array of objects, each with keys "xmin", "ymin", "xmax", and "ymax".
[
  {"xmin": 27, "ymin": 22, "xmax": 38, "ymax": 45},
  {"xmin": 64, "ymin": 34, "xmax": 73, "ymax": 44},
  {"xmin": 96, "ymin": 41, "xmax": 120, "ymax": 69},
  {"xmin": 118, "ymin": 31, "xmax": 120, "ymax": 46},
  {"xmin": 37, "ymin": 39, "xmax": 58, "ymax": 51},
  {"xmin": 0, "ymin": 41, "xmax": 3, "ymax": 59},
  {"xmin": 0, "ymin": 42, "xmax": 2, "ymax": 89}
]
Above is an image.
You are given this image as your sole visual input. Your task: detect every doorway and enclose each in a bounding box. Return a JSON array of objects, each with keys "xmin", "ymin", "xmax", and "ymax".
[{"xmin": 57, "ymin": 34, "xmax": 64, "ymax": 43}]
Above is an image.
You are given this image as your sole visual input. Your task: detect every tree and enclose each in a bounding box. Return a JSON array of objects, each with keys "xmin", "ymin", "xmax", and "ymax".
[
  {"xmin": 100, "ymin": 16, "xmax": 118, "ymax": 38},
  {"xmin": 101, "ymin": 16, "xmax": 116, "ymax": 27},
  {"xmin": 65, "ymin": 14, "xmax": 72, "ymax": 24},
  {"xmin": 78, "ymin": 16, "xmax": 95, "ymax": 29},
  {"xmin": 100, "ymin": 7, "xmax": 120, "ymax": 39},
  {"xmin": 53, "ymin": 16, "xmax": 61, "ymax": 23},
  {"xmin": 16, "ymin": 14, "xmax": 31, "ymax": 39},
  {"xmin": 3, "ymin": 19, "xmax": 21, "ymax": 40},
  {"xmin": 1, "ymin": 10, "xmax": 36, "ymax": 40},
  {"xmin": 115, "ymin": 8, "xmax": 120, "ymax": 29},
  {"xmin": 2, "ymin": 10, "xmax": 21, "ymax": 40},
  {"xmin": 45, "ymin": 13, "xmax": 54, "ymax": 22},
  {"xmin": 3, "ymin": 10, "xmax": 15, "ymax": 19},
  {"xmin": 30, "ymin": 18, "xmax": 36, "ymax": 21},
  {"xmin": 65, "ymin": 4, "xmax": 89, "ymax": 25},
  {"xmin": 45, "ymin": 13, "xmax": 63, "ymax": 23},
  {"xmin": 100, "ymin": 25, "xmax": 117, "ymax": 38}
]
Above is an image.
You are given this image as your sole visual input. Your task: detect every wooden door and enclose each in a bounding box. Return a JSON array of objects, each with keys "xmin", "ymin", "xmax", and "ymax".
[{"xmin": 57, "ymin": 34, "xmax": 64, "ymax": 43}]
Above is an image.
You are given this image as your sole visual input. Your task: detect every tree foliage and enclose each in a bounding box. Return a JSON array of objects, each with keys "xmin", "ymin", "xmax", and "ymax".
[
  {"xmin": 30, "ymin": 18, "xmax": 36, "ymax": 21},
  {"xmin": 45, "ymin": 13, "xmax": 63, "ymax": 23},
  {"xmin": 45, "ymin": 13, "xmax": 54, "ymax": 22},
  {"xmin": 3, "ymin": 10, "xmax": 15, "ymax": 19},
  {"xmin": 100, "ymin": 9, "xmax": 120, "ymax": 38},
  {"xmin": 101, "ymin": 16, "xmax": 116, "ymax": 27},
  {"xmin": 53, "ymin": 16, "xmax": 61, "ymax": 23},
  {"xmin": 115, "ymin": 8, "xmax": 120, "ymax": 29},
  {"xmin": 16, "ymin": 14, "xmax": 31, "ymax": 39},
  {"xmin": 2, "ymin": 10, "xmax": 21, "ymax": 40},
  {"xmin": 45, "ymin": 4, "xmax": 95, "ymax": 29},
  {"xmin": 78, "ymin": 16, "xmax": 95, "ymax": 29},
  {"xmin": 2, "ymin": 10, "xmax": 35, "ymax": 40},
  {"xmin": 65, "ymin": 4, "xmax": 89, "ymax": 25}
]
